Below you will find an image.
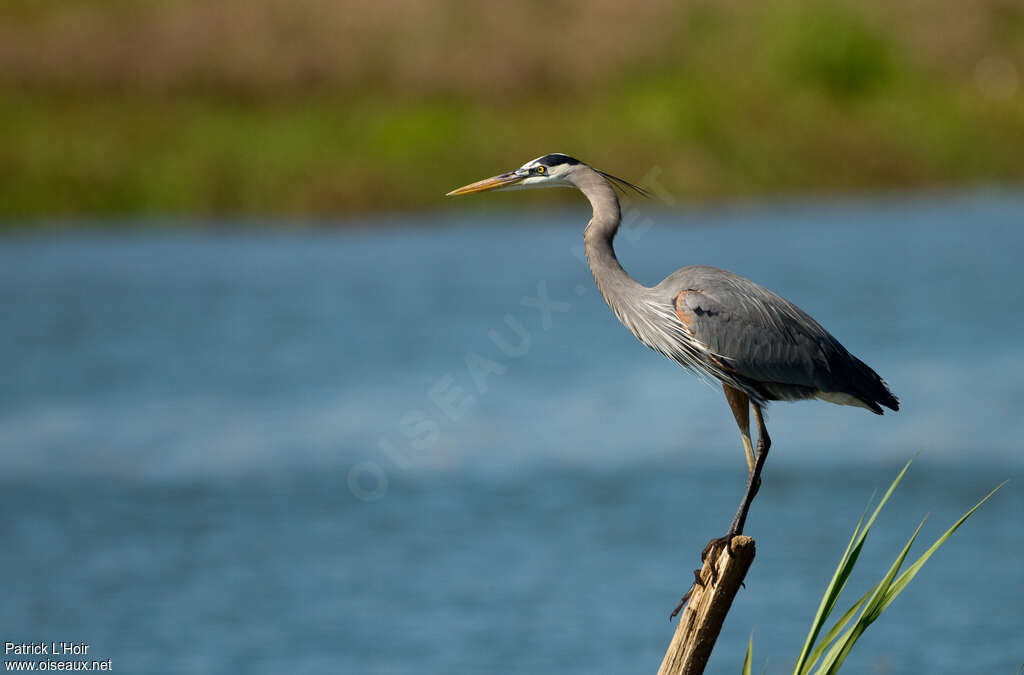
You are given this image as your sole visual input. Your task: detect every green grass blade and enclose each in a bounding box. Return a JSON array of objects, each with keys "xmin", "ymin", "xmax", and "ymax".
[
  {"xmin": 794, "ymin": 459, "xmax": 913, "ymax": 675},
  {"xmin": 860, "ymin": 518, "xmax": 928, "ymax": 622},
  {"xmin": 817, "ymin": 480, "xmax": 1001, "ymax": 672},
  {"xmin": 876, "ymin": 481, "xmax": 1006, "ymax": 613},
  {"xmin": 803, "ymin": 586, "xmax": 875, "ymax": 670},
  {"xmin": 814, "ymin": 623, "xmax": 856, "ymax": 675},
  {"xmin": 817, "ymin": 518, "xmax": 927, "ymax": 674},
  {"xmin": 795, "ymin": 460, "xmax": 1002, "ymax": 675},
  {"xmin": 742, "ymin": 633, "xmax": 753, "ymax": 675},
  {"xmin": 793, "ymin": 509, "xmax": 866, "ymax": 675}
]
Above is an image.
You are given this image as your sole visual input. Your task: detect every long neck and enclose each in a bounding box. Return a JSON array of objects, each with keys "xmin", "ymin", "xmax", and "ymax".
[{"xmin": 577, "ymin": 166, "xmax": 647, "ymax": 318}]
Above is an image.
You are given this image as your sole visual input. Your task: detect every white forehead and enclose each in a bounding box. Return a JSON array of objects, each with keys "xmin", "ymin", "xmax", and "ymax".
[{"xmin": 521, "ymin": 155, "xmax": 547, "ymax": 169}]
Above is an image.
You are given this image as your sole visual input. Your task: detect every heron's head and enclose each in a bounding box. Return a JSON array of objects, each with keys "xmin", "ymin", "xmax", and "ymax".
[
  {"xmin": 446, "ymin": 153, "xmax": 649, "ymax": 198},
  {"xmin": 446, "ymin": 153, "xmax": 582, "ymax": 196}
]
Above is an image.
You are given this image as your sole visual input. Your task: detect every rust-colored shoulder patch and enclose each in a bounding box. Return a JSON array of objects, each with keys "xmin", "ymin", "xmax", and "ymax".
[{"xmin": 674, "ymin": 290, "xmax": 701, "ymax": 331}]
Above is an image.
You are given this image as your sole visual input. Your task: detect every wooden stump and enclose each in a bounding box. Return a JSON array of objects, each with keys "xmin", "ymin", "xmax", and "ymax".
[{"xmin": 657, "ymin": 536, "xmax": 756, "ymax": 675}]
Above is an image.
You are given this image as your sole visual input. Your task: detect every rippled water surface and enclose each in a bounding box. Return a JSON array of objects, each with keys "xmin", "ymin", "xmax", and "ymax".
[{"xmin": 2, "ymin": 193, "xmax": 1022, "ymax": 673}]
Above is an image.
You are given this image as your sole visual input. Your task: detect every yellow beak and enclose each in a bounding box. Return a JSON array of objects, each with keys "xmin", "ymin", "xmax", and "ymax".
[{"xmin": 446, "ymin": 171, "xmax": 524, "ymax": 196}]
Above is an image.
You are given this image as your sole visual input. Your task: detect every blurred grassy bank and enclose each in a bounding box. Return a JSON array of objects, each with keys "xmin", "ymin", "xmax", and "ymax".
[{"xmin": 1, "ymin": 0, "xmax": 1023, "ymax": 223}]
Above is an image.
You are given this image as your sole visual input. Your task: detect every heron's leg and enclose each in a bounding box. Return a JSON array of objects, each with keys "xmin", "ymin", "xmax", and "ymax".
[
  {"xmin": 753, "ymin": 404, "xmax": 771, "ymax": 457},
  {"xmin": 699, "ymin": 403, "xmax": 772, "ymax": 568},
  {"xmin": 726, "ymin": 404, "xmax": 771, "ymax": 538},
  {"xmin": 722, "ymin": 384, "xmax": 755, "ymax": 475},
  {"xmin": 700, "ymin": 387, "xmax": 757, "ymax": 564}
]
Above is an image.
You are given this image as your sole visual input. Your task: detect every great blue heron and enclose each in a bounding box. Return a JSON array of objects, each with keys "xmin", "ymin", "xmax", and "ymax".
[{"xmin": 447, "ymin": 153, "xmax": 898, "ymax": 552}]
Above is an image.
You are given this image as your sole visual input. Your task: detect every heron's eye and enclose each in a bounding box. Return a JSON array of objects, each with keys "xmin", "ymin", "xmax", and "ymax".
[{"xmin": 535, "ymin": 166, "xmax": 546, "ymax": 174}]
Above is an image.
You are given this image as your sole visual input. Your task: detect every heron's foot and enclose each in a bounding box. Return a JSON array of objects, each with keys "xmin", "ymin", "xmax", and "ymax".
[
  {"xmin": 669, "ymin": 593, "xmax": 689, "ymax": 622},
  {"xmin": 668, "ymin": 568, "xmax": 704, "ymax": 621},
  {"xmin": 701, "ymin": 533, "xmax": 737, "ymax": 565},
  {"xmin": 672, "ymin": 533, "xmax": 742, "ymax": 620}
]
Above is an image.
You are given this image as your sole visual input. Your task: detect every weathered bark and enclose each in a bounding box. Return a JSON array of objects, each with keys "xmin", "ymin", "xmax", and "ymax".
[{"xmin": 657, "ymin": 536, "xmax": 756, "ymax": 675}]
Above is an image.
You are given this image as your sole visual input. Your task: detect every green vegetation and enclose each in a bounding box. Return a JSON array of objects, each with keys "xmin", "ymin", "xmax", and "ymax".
[
  {"xmin": 743, "ymin": 459, "xmax": 1004, "ymax": 673},
  {"xmin": 1, "ymin": 0, "xmax": 1023, "ymax": 222}
]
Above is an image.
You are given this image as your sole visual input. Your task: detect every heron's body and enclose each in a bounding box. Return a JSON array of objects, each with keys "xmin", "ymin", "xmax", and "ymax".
[
  {"xmin": 448, "ymin": 153, "xmax": 898, "ymax": 542},
  {"xmin": 610, "ymin": 264, "xmax": 898, "ymax": 413}
]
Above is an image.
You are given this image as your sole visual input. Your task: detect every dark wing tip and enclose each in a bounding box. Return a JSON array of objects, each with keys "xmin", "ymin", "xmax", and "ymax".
[
  {"xmin": 876, "ymin": 379, "xmax": 900, "ymax": 412},
  {"xmin": 866, "ymin": 390, "xmax": 898, "ymax": 414}
]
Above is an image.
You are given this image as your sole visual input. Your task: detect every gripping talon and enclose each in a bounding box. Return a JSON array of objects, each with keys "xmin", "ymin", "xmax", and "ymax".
[
  {"xmin": 674, "ymin": 534, "xmax": 742, "ymax": 619},
  {"xmin": 669, "ymin": 568, "xmax": 705, "ymax": 620},
  {"xmin": 669, "ymin": 591, "xmax": 691, "ymax": 621},
  {"xmin": 701, "ymin": 534, "xmax": 735, "ymax": 584}
]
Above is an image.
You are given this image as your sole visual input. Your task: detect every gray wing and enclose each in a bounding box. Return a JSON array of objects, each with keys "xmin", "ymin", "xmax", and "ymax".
[{"xmin": 667, "ymin": 266, "xmax": 897, "ymax": 411}]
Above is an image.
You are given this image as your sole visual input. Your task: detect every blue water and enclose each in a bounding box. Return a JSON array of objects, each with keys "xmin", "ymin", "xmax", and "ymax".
[{"xmin": 2, "ymin": 193, "xmax": 1022, "ymax": 673}]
